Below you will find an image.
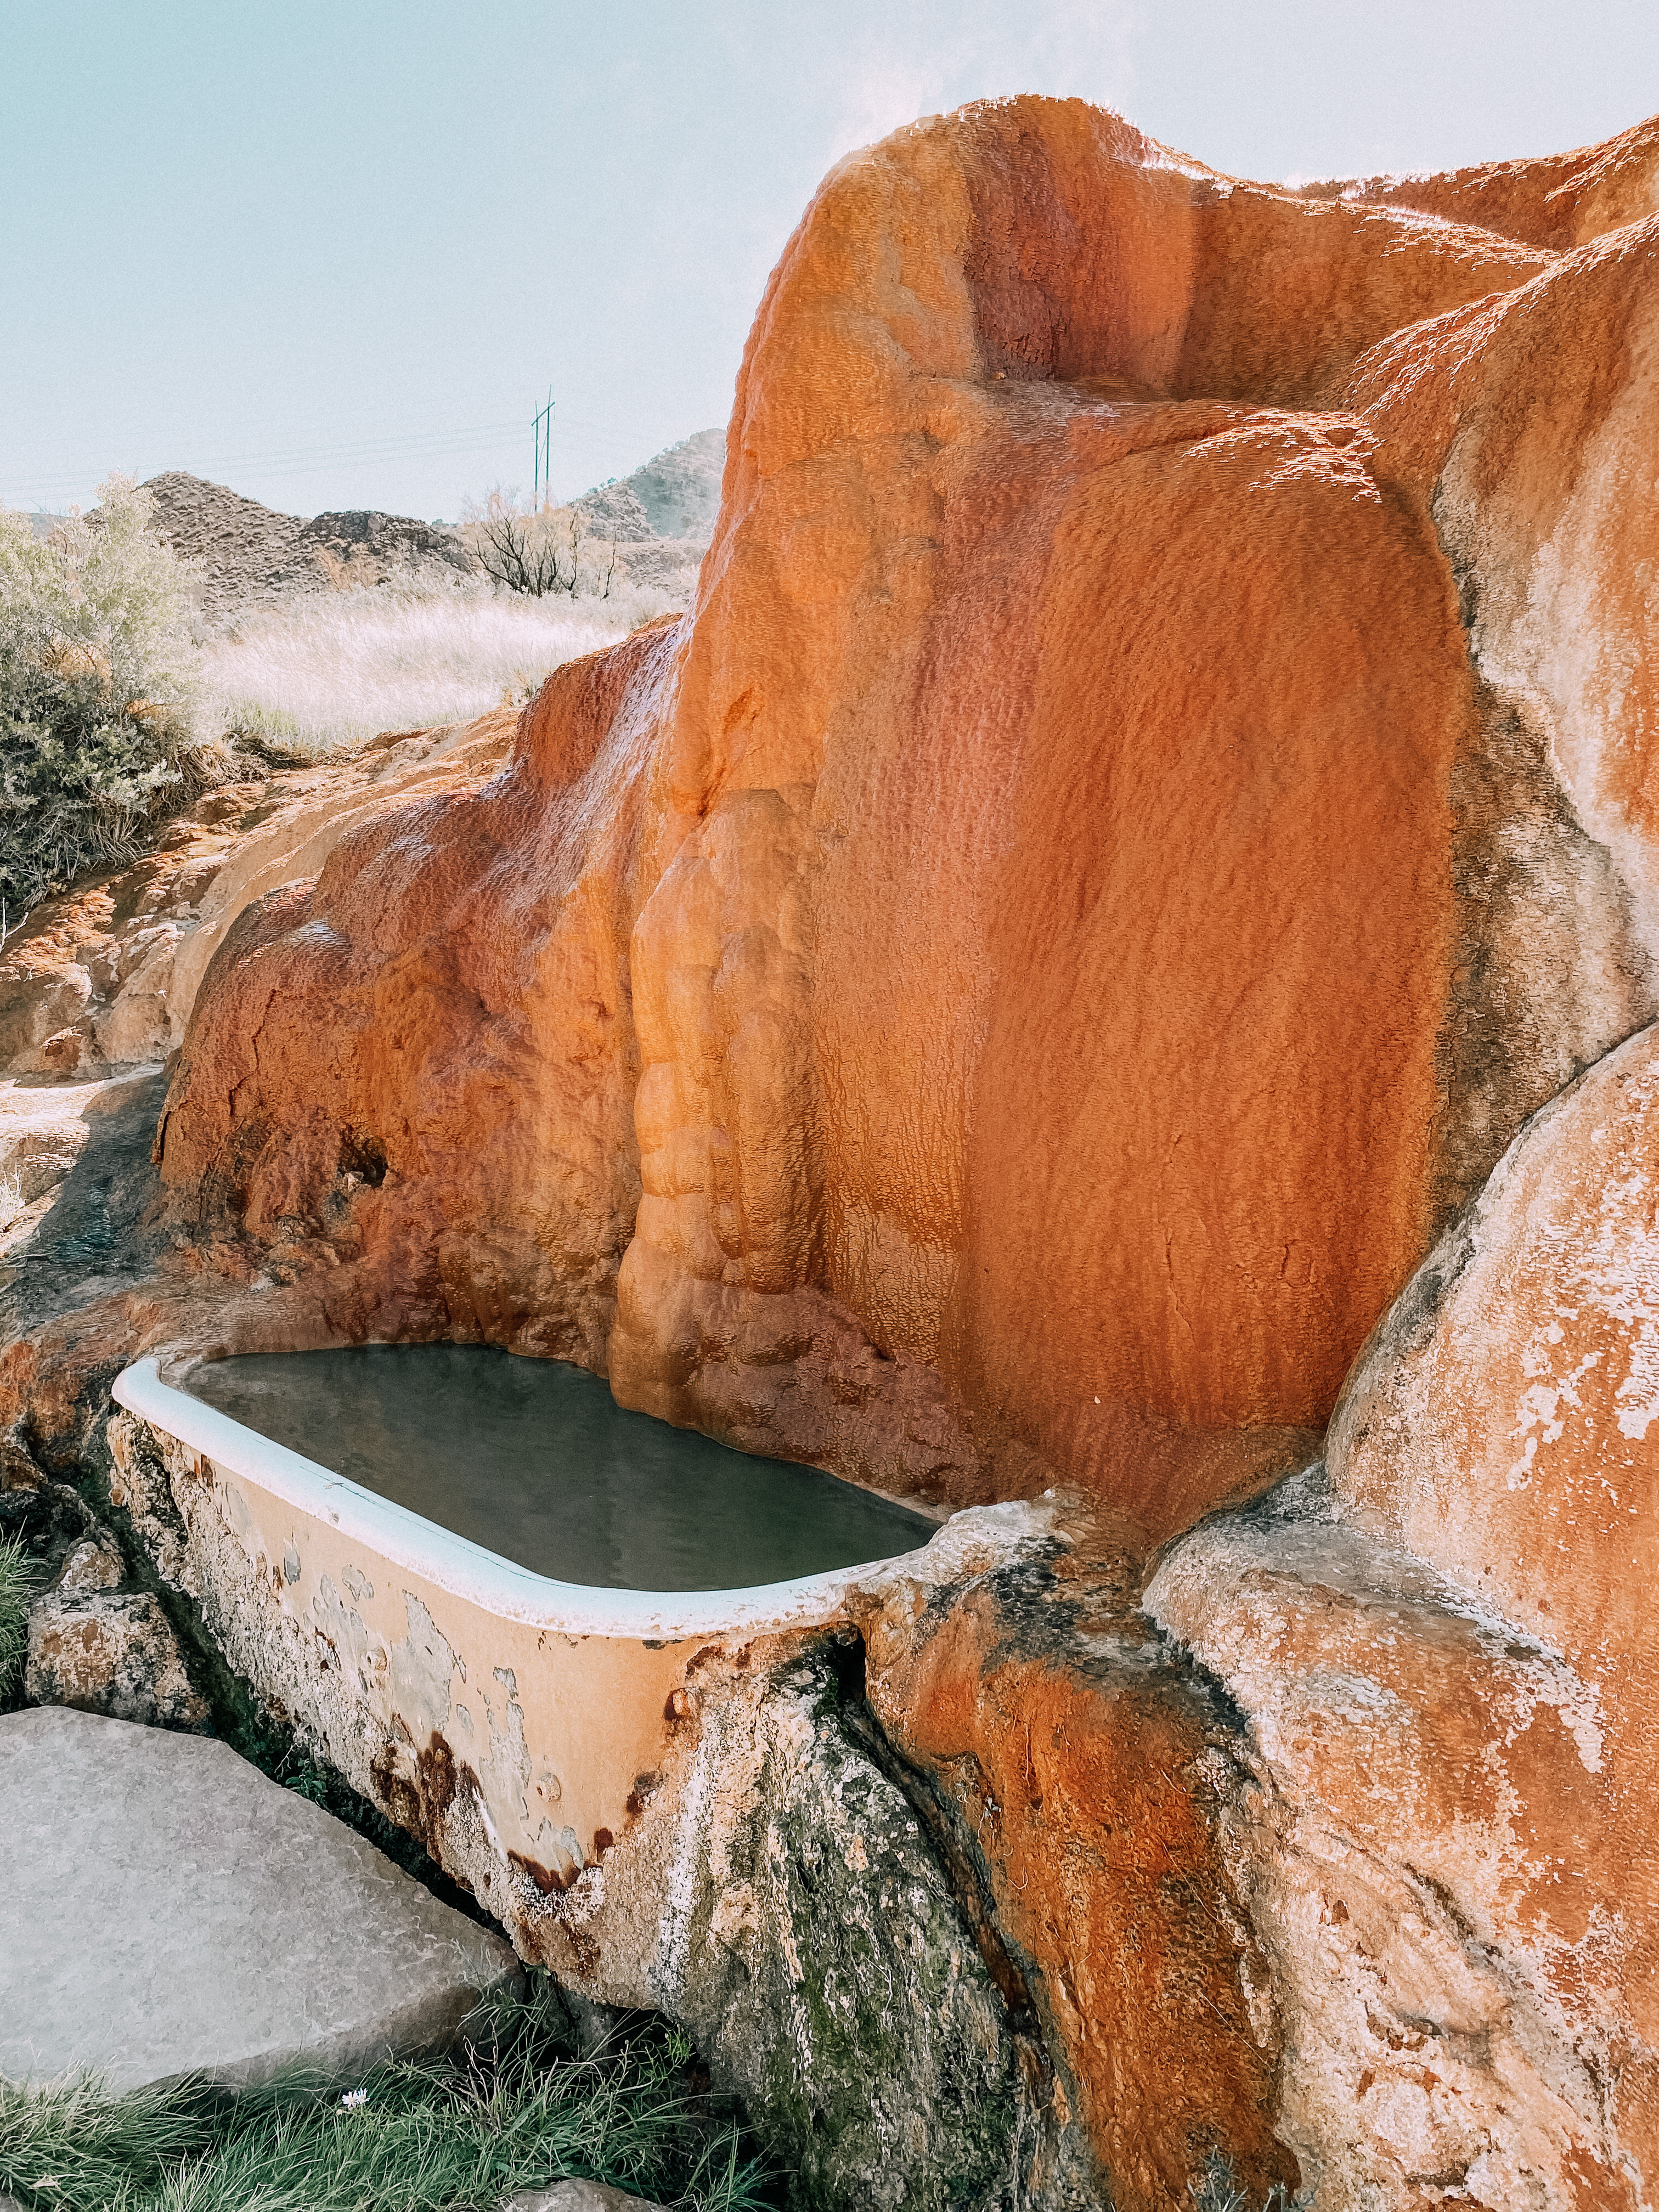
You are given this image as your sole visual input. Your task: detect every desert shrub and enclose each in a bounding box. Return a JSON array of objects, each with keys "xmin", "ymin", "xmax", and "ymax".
[
  {"xmin": 0, "ymin": 1982, "xmax": 776, "ymax": 2211},
  {"xmin": 462, "ymin": 492, "xmax": 623, "ymax": 602},
  {"xmin": 0, "ymin": 478, "xmax": 217, "ymax": 911}
]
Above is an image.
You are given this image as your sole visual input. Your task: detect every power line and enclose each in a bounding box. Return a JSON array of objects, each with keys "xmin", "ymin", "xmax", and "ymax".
[
  {"xmin": 20, "ymin": 407, "xmax": 674, "ymax": 482},
  {"xmin": 2, "ymin": 405, "xmax": 708, "ymax": 509}
]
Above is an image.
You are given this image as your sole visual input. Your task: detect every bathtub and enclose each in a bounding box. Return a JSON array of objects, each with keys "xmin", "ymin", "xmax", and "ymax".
[{"xmin": 110, "ymin": 1351, "xmax": 962, "ymax": 1943}]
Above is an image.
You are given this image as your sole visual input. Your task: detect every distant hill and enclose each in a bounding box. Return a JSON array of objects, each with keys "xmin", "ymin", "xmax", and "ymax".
[
  {"xmin": 614, "ymin": 427, "xmax": 724, "ymax": 539},
  {"xmin": 142, "ymin": 473, "xmax": 475, "ymax": 622},
  {"xmin": 572, "ymin": 428, "xmax": 723, "ymax": 600}
]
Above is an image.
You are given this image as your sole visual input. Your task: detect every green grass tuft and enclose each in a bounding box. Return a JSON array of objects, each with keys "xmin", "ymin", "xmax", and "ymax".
[
  {"xmin": 0, "ymin": 1532, "xmax": 36, "ymax": 1700},
  {"xmin": 1187, "ymin": 2154, "xmax": 1294, "ymax": 2212},
  {"xmin": 0, "ymin": 1980, "xmax": 777, "ymax": 2212}
]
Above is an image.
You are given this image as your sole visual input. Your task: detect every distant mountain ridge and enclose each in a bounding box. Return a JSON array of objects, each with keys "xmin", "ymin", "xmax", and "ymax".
[{"xmin": 610, "ymin": 426, "xmax": 724, "ymax": 539}]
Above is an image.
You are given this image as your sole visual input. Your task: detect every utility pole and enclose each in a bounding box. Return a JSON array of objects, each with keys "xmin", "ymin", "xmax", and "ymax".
[{"xmin": 532, "ymin": 387, "xmax": 554, "ymax": 510}]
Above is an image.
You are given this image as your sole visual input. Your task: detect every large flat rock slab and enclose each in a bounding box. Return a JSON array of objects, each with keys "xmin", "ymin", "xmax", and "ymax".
[{"xmin": 0, "ymin": 1706, "xmax": 519, "ymax": 2093}]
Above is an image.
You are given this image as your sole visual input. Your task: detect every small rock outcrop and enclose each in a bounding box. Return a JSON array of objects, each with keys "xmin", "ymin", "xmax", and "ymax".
[
  {"xmin": 0, "ymin": 707, "xmax": 516, "ymax": 1084},
  {"xmin": 503, "ymin": 2190, "xmax": 664, "ymax": 2212},
  {"xmin": 25, "ymin": 1585, "xmax": 205, "ymax": 1729},
  {"xmin": 7, "ymin": 1441, "xmax": 205, "ymax": 1729}
]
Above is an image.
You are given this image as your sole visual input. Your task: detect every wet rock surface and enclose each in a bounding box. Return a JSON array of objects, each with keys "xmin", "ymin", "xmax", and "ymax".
[{"xmin": 0, "ymin": 1706, "xmax": 519, "ymax": 2094}]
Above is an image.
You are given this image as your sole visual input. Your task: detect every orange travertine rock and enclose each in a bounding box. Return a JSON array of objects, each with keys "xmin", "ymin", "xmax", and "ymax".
[
  {"xmin": 1297, "ymin": 111, "xmax": 1659, "ymax": 249},
  {"xmin": 155, "ymin": 623, "xmax": 680, "ymax": 1368},
  {"xmin": 859, "ymin": 1517, "xmax": 1301, "ymax": 2210},
  {"xmin": 1142, "ymin": 1022, "xmax": 1659, "ymax": 2202},
  {"xmin": 1147, "ymin": 1488, "xmax": 1651, "ymax": 2205},
  {"xmin": 153, "ymin": 98, "xmax": 1656, "ymax": 1547},
  {"xmin": 0, "ymin": 708, "xmax": 516, "ymax": 1076}
]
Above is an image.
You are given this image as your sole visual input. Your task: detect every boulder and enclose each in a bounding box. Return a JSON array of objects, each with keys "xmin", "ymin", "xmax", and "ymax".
[
  {"xmin": 0, "ymin": 1706, "xmax": 519, "ymax": 2092},
  {"xmin": 51, "ymin": 1532, "xmax": 123, "ymax": 1592},
  {"xmin": 1148, "ymin": 1472, "xmax": 1641, "ymax": 2204},
  {"xmin": 1142, "ymin": 1022, "xmax": 1659, "ymax": 2199},
  {"xmin": 25, "ymin": 1587, "xmax": 206, "ymax": 1729},
  {"xmin": 1330, "ymin": 1019, "xmax": 1659, "ymax": 2176}
]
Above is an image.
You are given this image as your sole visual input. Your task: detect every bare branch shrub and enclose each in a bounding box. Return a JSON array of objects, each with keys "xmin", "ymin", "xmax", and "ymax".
[{"xmin": 462, "ymin": 492, "xmax": 619, "ymax": 603}]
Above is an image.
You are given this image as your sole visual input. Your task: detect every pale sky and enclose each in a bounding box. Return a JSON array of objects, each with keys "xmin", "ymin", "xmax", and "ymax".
[{"xmin": 4, "ymin": 1, "xmax": 1656, "ymax": 521}]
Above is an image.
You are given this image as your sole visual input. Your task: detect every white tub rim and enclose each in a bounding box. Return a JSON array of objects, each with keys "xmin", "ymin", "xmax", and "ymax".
[{"xmin": 112, "ymin": 1353, "xmax": 963, "ymax": 1642}]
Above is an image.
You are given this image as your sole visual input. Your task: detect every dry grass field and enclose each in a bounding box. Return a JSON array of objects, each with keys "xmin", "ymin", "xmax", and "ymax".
[{"xmin": 199, "ymin": 577, "xmax": 675, "ymax": 756}]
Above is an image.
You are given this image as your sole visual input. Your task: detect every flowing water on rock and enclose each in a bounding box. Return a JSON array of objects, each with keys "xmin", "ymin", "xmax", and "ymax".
[{"xmin": 185, "ymin": 1345, "xmax": 936, "ymax": 1591}]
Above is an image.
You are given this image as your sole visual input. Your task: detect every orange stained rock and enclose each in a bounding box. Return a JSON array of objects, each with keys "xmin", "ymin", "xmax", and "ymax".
[
  {"xmin": 1298, "ymin": 111, "xmax": 1659, "ymax": 250},
  {"xmin": 1147, "ymin": 1501, "xmax": 1653, "ymax": 2203},
  {"xmin": 155, "ymin": 98, "xmax": 1659, "ymax": 1548},
  {"xmin": 862, "ymin": 1535, "xmax": 1300, "ymax": 2211},
  {"xmin": 156, "ymin": 622, "xmax": 683, "ymax": 1368},
  {"xmin": 1329, "ymin": 1023, "xmax": 1659, "ymax": 2160}
]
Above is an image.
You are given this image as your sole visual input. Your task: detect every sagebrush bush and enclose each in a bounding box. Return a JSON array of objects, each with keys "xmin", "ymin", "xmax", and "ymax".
[
  {"xmin": 461, "ymin": 490, "xmax": 625, "ymax": 601},
  {"xmin": 0, "ymin": 477, "xmax": 216, "ymax": 912}
]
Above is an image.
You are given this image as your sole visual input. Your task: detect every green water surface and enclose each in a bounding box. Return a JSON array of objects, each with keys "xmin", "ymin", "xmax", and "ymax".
[{"xmin": 184, "ymin": 1344, "xmax": 936, "ymax": 1593}]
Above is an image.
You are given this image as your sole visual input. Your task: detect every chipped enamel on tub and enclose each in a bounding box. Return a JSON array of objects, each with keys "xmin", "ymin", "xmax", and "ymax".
[{"xmin": 111, "ymin": 1352, "xmax": 967, "ymax": 1923}]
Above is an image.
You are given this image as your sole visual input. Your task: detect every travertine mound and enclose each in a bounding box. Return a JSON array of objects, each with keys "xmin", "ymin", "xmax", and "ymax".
[
  {"xmin": 1145, "ymin": 1026, "xmax": 1659, "ymax": 2202},
  {"xmin": 156, "ymin": 98, "xmax": 1656, "ymax": 1538},
  {"xmin": 0, "ymin": 708, "xmax": 516, "ymax": 1083}
]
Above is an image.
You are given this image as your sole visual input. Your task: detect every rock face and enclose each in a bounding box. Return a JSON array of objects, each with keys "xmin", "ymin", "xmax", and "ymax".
[
  {"xmin": 154, "ymin": 100, "xmax": 1655, "ymax": 1538},
  {"xmin": 24, "ymin": 1585, "xmax": 205, "ymax": 1728},
  {"xmin": 1139, "ymin": 1022, "xmax": 1659, "ymax": 2201},
  {"xmin": 8, "ymin": 97, "xmax": 1659, "ymax": 2211},
  {"xmin": 578, "ymin": 427, "xmax": 723, "ymax": 539},
  {"xmin": 0, "ymin": 708, "xmax": 516, "ymax": 1079},
  {"xmin": 613, "ymin": 426, "xmax": 724, "ymax": 540}
]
